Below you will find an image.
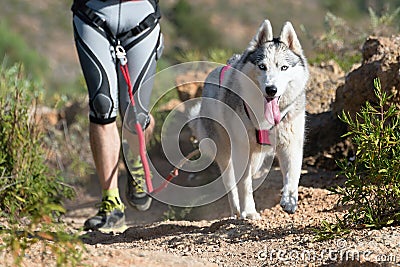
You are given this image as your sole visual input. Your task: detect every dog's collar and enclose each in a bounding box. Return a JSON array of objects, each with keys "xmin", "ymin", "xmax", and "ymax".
[{"xmin": 219, "ymin": 65, "xmax": 276, "ymax": 146}]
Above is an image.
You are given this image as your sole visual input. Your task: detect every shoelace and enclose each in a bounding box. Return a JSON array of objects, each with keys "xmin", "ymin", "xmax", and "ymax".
[
  {"xmin": 96, "ymin": 197, "xmax": 124, "ymax": 214},
  {"xmin": 131, "ymin": 166, "xmax": 146, "ymax": 194}
]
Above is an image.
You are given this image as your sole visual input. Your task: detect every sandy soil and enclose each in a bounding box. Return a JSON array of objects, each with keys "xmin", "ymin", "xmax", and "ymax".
[
  {"xmin": 2, "ymin": 158, "xmax": 399, "ymax": 267},
  {"xmin": 57, "ymin": 160, "xmax": 399, "ymax": 267}
]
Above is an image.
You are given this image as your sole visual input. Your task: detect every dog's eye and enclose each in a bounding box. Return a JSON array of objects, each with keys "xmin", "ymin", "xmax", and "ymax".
[
  {"xmin": 280, "ymin": 65, "xmax": 289, "ymax": 71},
  {"xmin": 258, "ymin": 64, "xmax": 266, "ymax": 70}
]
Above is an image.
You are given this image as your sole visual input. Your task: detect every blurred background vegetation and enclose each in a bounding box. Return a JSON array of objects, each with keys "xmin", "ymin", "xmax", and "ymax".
[{"xmin": 1, "ymin": 0, "xmax": 399, "ymax": 100}]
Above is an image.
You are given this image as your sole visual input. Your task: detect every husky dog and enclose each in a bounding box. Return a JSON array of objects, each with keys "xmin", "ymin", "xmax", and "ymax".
[{"xmin": 189, "ymin": 20, "xmax": 309, "ymax": 219}]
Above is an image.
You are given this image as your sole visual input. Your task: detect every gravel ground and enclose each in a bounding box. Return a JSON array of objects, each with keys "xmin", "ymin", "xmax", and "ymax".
[
  {"xmin": 76, "ymin": 186, "xmax": 399, "ymax": 267},
  {"xmin": 3, "ymin": 168, "xmax": 399, "ymax": 267}
]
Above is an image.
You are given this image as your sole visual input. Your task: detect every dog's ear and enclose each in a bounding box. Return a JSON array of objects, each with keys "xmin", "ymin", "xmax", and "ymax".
[
  {"xmin": 279, "ymin": 22, "xmax": 303, "ymax": 55},
  {"xmin": 249, "ymin": 19, "xmax": 273, "ymax": 50}
]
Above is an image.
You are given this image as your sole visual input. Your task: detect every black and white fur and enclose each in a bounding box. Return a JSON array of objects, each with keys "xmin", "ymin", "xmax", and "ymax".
[{"xmin": 190, "ymin": 20, "xmax": 309, "ymax": 219}]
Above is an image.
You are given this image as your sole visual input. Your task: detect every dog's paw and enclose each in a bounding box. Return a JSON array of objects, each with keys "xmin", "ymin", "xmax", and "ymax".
[
  {"xmin": 240, "ymin": 211, "xmax": 261, "ymax": 220},
  {"xmin": 230, "ymin": 210, "xmax": 241, "ymax": 220},
  {"xmin": 280, "ymin": 190, "xmax": 298, "ymax": 214}
]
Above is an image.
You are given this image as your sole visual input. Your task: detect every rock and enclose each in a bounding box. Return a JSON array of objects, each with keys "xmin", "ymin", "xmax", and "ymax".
[
  {"xmin": 307, "ymin": 60, "xmax": 344, "ymax": 114},
  {"xmin": 333, "ymin": 35, "xmax": 400, "ymax": 117},
  {"xmin": 175, "ymin": 69, "xmax": 212, "ymax": 102},
  {"xmin": 304, "ymin": 61, "xmax": 349, "ymax": 169},
  {"xmin": 32, "ymin": 105, "xmax": 59, "ymax": 129},
  {"xmin": 306, "ymin": 36, "xmax": 400, "ymax": 169},
  {"xmin": 304, "ymin": 112, "xmax": 351, "ymax": 169},
  {"xmin": 32, "ymin": 99, "xmax": 88, "ymax": 131},
  {"xmin": 59, "ymin": 99, "xmax": 88, "ymax": 126},
  {"xmin": 157, "ymin": 98, "xmax": 183, "ymax": 112}
]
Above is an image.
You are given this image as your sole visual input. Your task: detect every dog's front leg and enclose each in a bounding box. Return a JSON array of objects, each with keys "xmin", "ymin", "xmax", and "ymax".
[
  {"xmin": 221, "ymin": 160, "xmax": 241, "ymax": 218},
  {"xmin": 276, "ymin": 117, "xmax": 305, "ymax": 214},
  {"xmin": 238, "ymin": 168, "xmax": 260, "ymax": 219}
]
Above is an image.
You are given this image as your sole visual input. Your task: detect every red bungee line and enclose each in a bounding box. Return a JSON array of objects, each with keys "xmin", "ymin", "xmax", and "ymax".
[
  {"xmin": 119, "ymin": 59, "xmax": 199, "ymax": 195},
  {"xmin": 120, "ymin": 63, "xmax": 153, "ymax": 193}
]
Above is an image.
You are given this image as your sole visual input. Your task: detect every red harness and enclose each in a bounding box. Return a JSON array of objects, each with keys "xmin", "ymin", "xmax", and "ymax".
[{"xmin": 219, "ymin": 65, "xmax": 273, "ymax": 146}]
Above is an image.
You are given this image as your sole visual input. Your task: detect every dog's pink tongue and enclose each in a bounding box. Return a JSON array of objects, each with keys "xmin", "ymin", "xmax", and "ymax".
[{"xmin": 264, "ymin": 98, "xmax": 281, "ymax": 125}]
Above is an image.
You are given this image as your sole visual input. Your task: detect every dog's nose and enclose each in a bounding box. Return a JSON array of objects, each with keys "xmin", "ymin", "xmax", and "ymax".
[{"xmin": 265, "ymin": 85, "xmax": 277, "ymax": 97}]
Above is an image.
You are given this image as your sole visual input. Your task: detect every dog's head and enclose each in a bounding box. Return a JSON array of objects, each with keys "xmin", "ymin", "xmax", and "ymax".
[
  {"xmin": 239, "ymin": 19, "xmax": 308, "ymax": 125},
  {"xmin": 243, "ymin": 20, "xmax": 308, "ymax": 98}
]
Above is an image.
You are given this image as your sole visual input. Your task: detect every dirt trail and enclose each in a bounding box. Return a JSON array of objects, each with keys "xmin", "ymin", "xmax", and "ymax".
[
  {"xmin": 3, "ymin": 163, "xmax": 399, "ymax": 266},
  {"xmin": 60, "ymin": 158, "xmax": 400, "ymax": 267}
]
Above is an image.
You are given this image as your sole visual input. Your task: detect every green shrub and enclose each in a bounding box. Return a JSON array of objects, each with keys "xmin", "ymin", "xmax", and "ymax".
[
  {"xmin": 368, "ymin": 6, "xmax": 400, "ymax": 35},
  {"xmin": 309, "ymin": 6, "xmax": 400, "ymax": 72},
  {"xmin": 307, "ymin": 12, "xmax": 364, "ymax": 72},
  {"xmin": 0, "ymin": 64, "xmax": 83, "ymax": 266},
  {"xmin": 163, "ymin": 205, "xmax": 192, "ymax": 221},
  {"xmin": 149, "ymin": 89, "xmax": 179, "ymax": 150},
  {"xmin": 171, "ymin": 0, "xmax": 222, "ymax": 52},
  {"xmin": 315, "ymin": 78, "xmax": 400, "ymax": 240},
  {"xmin": 174, "ymin": 48, "xmax": 235, "ymax": 65},
  {"xmin": 0, "ymin": 21, "xmax": 48, "ymax": 80},
  {"xmin": 309, "ymin": 51, "xmax": 361, "ymax": 73}
]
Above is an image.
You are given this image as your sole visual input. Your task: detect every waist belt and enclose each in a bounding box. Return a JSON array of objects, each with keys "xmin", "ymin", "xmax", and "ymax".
[{"xmin": 71, "ymin": 1, "xmax": 161, "ymax": 44}]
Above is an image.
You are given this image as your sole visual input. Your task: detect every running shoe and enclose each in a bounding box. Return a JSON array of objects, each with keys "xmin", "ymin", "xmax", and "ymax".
[
  {"xmin": 125, "ymin": 158, "xmax": 152, "ymax": 211},
  {"xmin": 84, "ymin": 196, "xmax": 127, "ymax": 233}
]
